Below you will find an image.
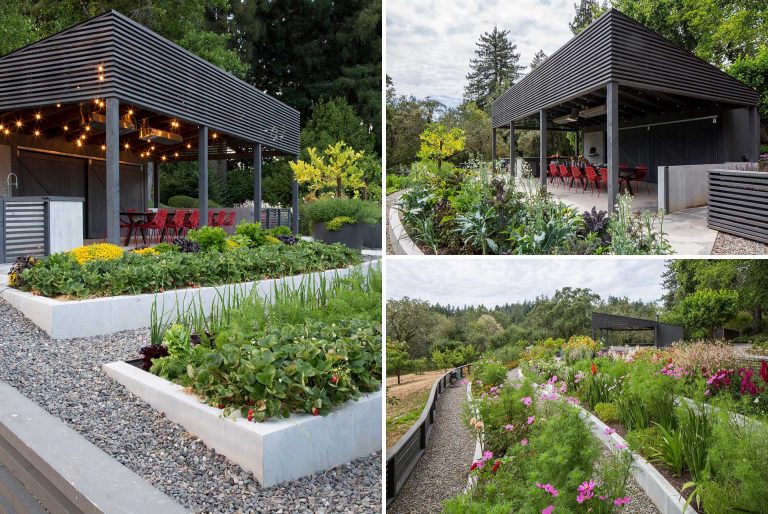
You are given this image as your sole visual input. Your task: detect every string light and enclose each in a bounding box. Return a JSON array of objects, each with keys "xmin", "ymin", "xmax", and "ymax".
[
  {"xmin": 84, "ymin": 125, "xmax": 91, "ymax": 132},
  {"xmin": 97, "ymin": 65, "xmax": 104, "ymax": 72},
  {"xmin": 0, "ymin": 124, "xmax": 4, "ymax": 130},
  {"xmin": 174, "ymin": 152, "xmax": 179, "ymax": 158},
  {"xmin": 161, "ymin": 155, "xmax": 167, "ymax": 161},
  {"xmin": 63, "ymin": 125, "xmax": 69, "ymax": 131},
  {"xmin": 3, "ymin": 129, "xmax": 9, "ymax": 135},
  {"xmin": 186, "ymin": 143, "xmax": 192, "ymax": 149},
  {"xmin": 34, "ymin": 113, "xmax": 42, "ymax": 120},
  {"xmin": 101, "ymin": 144, "xmax": 106, "ymax": 151},
  {"xmin": 56, "ymin": 103, "xmax": 61, "ymax": 108},
  {"xmin": 15, "ymin": 120, "xmax": 22, "ymax": 128},
  {"xmin": 128, "ymin": 109, "xmax": 134, "ymax": 116},
  {"xmin": 171, "ymin": 120, "xmax": 179, "ymax": 129},
  {"xmin": 212, "ymin": 132, "xmax": 218, "ymax": 139},
  {"xmin": 150, "ymin": 145, "xmax": 155, "ymax": 151},
  {"xmin": 124, "ymin": 143, "xmax": 130, "ymax": 150},
  {"xmin": 33, "ymin": 129, "xmax": 41, "ymax": 137},
  {"xmin": 76, "ymin": 140, "xmax": 83, "ymax": 147}
]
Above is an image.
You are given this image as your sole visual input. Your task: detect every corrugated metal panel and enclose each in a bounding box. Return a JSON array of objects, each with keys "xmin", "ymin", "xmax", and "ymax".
[
  {"xmin": 0, "ymin": 10, "xmax": 299, "ymax": 155},
  {"xmin": 492, "ymin": 9, "xmax": 759, "ymax": 128},
  {"xmin": 708, "ymin": 169, "xmax": 768, "ymax": 243}
]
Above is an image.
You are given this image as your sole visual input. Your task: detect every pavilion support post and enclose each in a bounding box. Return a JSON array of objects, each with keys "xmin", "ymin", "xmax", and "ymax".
[
  {"xmin": 606, "ymin": 81, "xmax": 619, "ymax": 212},
  {"xmin": 491, "ymin": 128, "xmax": 497, "ymax": 172},
  {"xmin": 291, "ymin": 156, "xmax": 299, "ymax": 235},
  {"xmin": 198, "ymin": 126, "xmax": 209, "ymax": 226},
  {"xmin": 253, "ymin": 143, "xmax": 262, "ymax": 224},
  {"xmin": 539, "ymin": 109, "xmax": 547, "ymax": 189},
  {"xmin": 575, "ymin": 130, "xmax": 580, "ymax": 158},
  {"xmin": 748, "ymin": 106, "xmax": 760, "ymax": 162},
  {"xmin": 509, "ymin": 123, "xmax": 515, "ymax": 178},
  {"xmin": 105, "ymin": 97, "xmax": 120, "ymax": 245},
  {"xmin": 153, "ymin": 161, "xmax": 160, "ymax": 209}
]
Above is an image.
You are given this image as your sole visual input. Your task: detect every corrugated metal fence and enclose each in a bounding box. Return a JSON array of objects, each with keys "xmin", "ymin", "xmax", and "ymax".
[
  {"xmin": 0, "ymin": 197, "xmax": 49, "ymax": 263},
  {"xmin": 708, "ymin": 169, "xmax": 768, "ymax": 243}
]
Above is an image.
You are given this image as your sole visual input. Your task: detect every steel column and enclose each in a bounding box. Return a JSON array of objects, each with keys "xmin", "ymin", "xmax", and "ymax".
[
  {"xmin": 539, "ymin": 110, "xmax": 547, "ymax": 189},
  {"xmin": 606, "ymin": 82, "xmax": 620, "ymax": 212},
  {"xmin": 509, "ymin": 123, "xmax": 516, "ymax": 178},
  {"xmin": 748, "ymin": 106, "xmax": 760, "ymax": 162},
  {"xmin": 152, "ymin": 162, "xmax": 160, "ymax": 209},
  {"xmin": 491, "ymin": 128, "xmax": 497, "ymax": 172},
  {"xmin": 253, "ymin": 143, "xmax": 262, "ymax": 224},
  {"xmin": 291, "ymin": 156, "xmax": 299, "ymax": 234},
  {"xmin": 198, "ymin": 126, "xmax": 208, "ymax": 226},
  {"xmin": 105, "ymin": 97, "xmax": 120, "ymax": 245}
]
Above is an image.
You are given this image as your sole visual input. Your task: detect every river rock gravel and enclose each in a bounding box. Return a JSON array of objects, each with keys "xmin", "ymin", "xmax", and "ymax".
[{"xmin": 0, "ymin": 299, "xmax": 381, "ymax": 514}]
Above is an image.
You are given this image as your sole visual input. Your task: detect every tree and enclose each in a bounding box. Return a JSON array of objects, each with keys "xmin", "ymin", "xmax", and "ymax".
[
  {"xmin": 665, "ymin": 289, "xmax": 740, "ymax": 339},
  {"xmin": 464, "ymin": 27, "xmax": 524, "ymax": 106},
  {"xmin": 300, "ymin": 97, "xmax": 375, "ymax": 160},
  {"xmin": 728, "ymin": 46, "xmax": 768, "ymax": 140},
  {"xmin": 441, "ymin": 102, "xmax": 492, "ymax": 160},
  {"xmin": 290, "ymin": 142, "xmax": 365, "ymax": 197},
  {"xmin": 529, "ymin": 49, "xmax": 548, "ymax": 71},
  {"xmin": 416, "ymin": 123, "xmax": 465, "ymax": 171},
  {"xmin": 526, "ymin": 287, "xmax": 601, "ymax": 340},
  {"xmin": 386, "ymin": 298, "xmax": 444, "ymax": 358},
  {"xmin": 570, "ymin": 0, "xmax": 608, "ymax": 35},
  {"xmin": 469, "ymin": 314, "xmax": 504, "ymax": 350},
  {"xmin": 387, "ymin": 341, "xmax": 414, "ymax": 385}
]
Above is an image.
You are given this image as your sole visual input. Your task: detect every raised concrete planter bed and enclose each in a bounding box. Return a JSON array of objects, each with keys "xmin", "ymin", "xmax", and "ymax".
[
  {"xmin": 1, "ymin": 261, "xmax": 376, "ymax": 339},
  {"xmin": 103, "ymin": 362, "xmax": 381, "ymax": 487},
  {"xmin": 0, "ymin": 381, "xmax": 187, "ymax": 514},
  {"xmin": 387, "ymin": 191, "xmax": 424, "ymax": 255}
]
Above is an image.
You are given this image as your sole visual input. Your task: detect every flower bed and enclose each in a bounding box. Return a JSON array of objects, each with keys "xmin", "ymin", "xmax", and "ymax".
[
  {"xmin": 396, "ymin": 160, "xmax": 671, "ymax": 255},
  {"xmin": 10, "ymin": 225, "xmax": 359, "ymax": 299},
  {"xmin": 523, "ymin": 339, "xmax": 768, "ymax": 512}
]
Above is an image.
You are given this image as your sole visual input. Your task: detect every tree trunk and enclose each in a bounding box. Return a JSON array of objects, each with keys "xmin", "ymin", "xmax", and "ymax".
[
  {"xmin": 397, "ymin": 372, "xmax": 401, "ymax": 385},
  {"xmin": 753, "ymin": 304, "xmax": 763, "ymax": 333},
  {"xmin": 336, "ymin": 176, "xmax": 342, "ymax": 197}
]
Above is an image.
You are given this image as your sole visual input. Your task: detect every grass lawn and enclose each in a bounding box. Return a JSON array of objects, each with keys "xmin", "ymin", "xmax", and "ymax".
[{"xmin": 386, "ymin": 370, "xmax": 448, "ymax": 448}]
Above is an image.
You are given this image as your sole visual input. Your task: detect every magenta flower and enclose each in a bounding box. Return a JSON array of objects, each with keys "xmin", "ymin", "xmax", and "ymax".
[
  {"xmin": 614, "ymin": 496, "xmax": 631, "ymax": 506},
  {"xmin": 521, "ymin": 438, "xmax": 528, "ymax": 446},
  {"xmin": 522, "ymin": 396, "xmax": 532, "ymax": 406},
  {"xmin": 535, "ymin": 482, "xmax": 559, "ymax": 497},
  {"xmin": 604, "ymin": 427, "xmax": 615, "ymax": 435},
  {"xmin": 504, "ymin": 424, "xmax": 514, "ymax": 431},
  {"xmin": 559, "ymin": 381, "xmax": 567, "ymax": 393},
  {"xmin": 577, "ymin": 480, "xmax": 595, "ymax": 503},
  {"xmin": 527, "ymin": 416, "xmax": 535, "ymax": 425},
  {"xmin": 547, "ymin": 375, "xmax": 558, "ymax": 385},
  {"xmin": 615, "ymin": 442, "xmax": 628, "ymax": 450},
  {"xmin": 482, "ymin": 450, "xmax": 493, "ymax": 460},
  {"xmin": 542, "ymin": 506, "xmax": 554, "ymax": 514}
]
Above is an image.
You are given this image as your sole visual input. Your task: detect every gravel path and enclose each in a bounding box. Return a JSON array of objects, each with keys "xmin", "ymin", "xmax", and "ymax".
[
  {"xmin": 0, "ymin": 299, "xmax": 380, "ymax": 514},
  {"xmin": 388, "ymin": 382, "xmax": 475, "ymax": 514},
  {"xmin": 711, "ymin": 232, "xmax": 768, "ymax": 254},
  {"xmin": 599, "ymin": 447, "xmax": 659, "ymax": 514},
  {"xmin": 386, "ymin": 192, "xmax": 397, "ymax": 255}
]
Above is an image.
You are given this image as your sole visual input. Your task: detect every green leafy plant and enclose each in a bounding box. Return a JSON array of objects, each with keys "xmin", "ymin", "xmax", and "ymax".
[
  {"xmin": 594, "ymin": 402, "xmax": 620, "ymax": 424},
  {"xmin": 187, "ymin": 226, "xmax": 228, "ymax": 252},
  {"xmin": 235, "ymin": 222, "xmax": 268, "ymax": 246},
  {"xmin": 649, "ymin": 423, "xmax": 687, "ymax": 476},
  {"xmin": 326, "ymin": 216, "xmax": 357, "ymax": 231},
  {"xmin": 616, "ymin": 392, "xmax": 649, "ymax": 431}
]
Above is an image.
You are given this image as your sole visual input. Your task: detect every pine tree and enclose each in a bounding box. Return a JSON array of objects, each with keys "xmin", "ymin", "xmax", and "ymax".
[
  {"xmin": 464, "ymin": 27, "xmax": 524, "ymax": 107},
  {"xmin": 569, "ymin": 0, "xmax": 608, "ymax": 35},
  {"xmin": 529, "ymin": 49, "xmax": 548, "ymax": 71}
]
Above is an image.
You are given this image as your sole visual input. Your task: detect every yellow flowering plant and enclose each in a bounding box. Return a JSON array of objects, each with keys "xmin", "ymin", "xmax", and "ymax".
[
  {"xmin": 131, "ymin": 247, "xmax": 159, "ymax": 256},
  {"xmin": 289, "ymin": 141, "xmax": 366, "ymax": 197},
  {"xmin": 69, "ymin": 243, "xmax": 124, "ymax": 265}
]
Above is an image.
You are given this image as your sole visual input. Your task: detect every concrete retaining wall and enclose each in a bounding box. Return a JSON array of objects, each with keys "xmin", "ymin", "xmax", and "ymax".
[
  {"xmin": 387, "ymin": 191, "xmax": 424, "ymax": 255},
  {"xmin": 658, "ymin": 163, "xmax": 722, "ymax": 213},
  {"xmin": 104, "ymin": 362, "xmax": 382, "ymax": 487},
  {"xmin": 1, "ymin": 261, "xmax": 376, "ymax": 339}
]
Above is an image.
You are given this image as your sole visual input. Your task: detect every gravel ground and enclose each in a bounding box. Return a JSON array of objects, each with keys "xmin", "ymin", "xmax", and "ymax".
[
  {"xmin": 599, "ymin": 447, "xmax": 660, "ymax": 514},
  {"xmin": 711, "ymin": 232, "xmax": 768, "ymax": 254},
  {"xmin": 0, "ymin": 299, "xmax": 381, "ymax": 514},
  {"xmin": 386, "ymin": 192, "xmax": 397, "ymax": 255},
  {"xmin": 388, "ymin": 382, "xmax": 475, "ymax": 514}
]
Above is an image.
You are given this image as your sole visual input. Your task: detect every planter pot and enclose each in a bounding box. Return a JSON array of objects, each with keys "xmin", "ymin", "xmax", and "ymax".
[
  {"xmin": 362, "ymin": 222, "xmax": 382, "ymax": 249},
  {"xmin": 312, "ymin": 222, "xmax": 364, "ymax": 250}
]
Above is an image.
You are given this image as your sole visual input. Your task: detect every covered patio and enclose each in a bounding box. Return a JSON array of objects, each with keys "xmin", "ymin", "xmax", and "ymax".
[
  {"xmin": 491, "ymin": 8, "xmax": 761, "ymax": 213},
  {"xmin": 0, "ymin": 10, "xmax": 299, "ymax": 253},
  {"xmin": 591, "ymin": 312, "xmax": 684, "ymax": 347}
]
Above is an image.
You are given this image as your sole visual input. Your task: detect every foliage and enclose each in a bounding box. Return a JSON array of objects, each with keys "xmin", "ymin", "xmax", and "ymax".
[
  {"xmin": 562, "ymin": 335, "xmax": 600, "ymax": 363},
  {"xmin": 432, "ymin": 345, "xmax": 476, "ymax": 370},
  {"xmin": 594, "ymin": 402, "xmax": 620, "ymax": 424},
  {"xmin": 416, "ymin": 124, "xmax": 465, "ymax": 171},
  {"xmin": 18, "ymin": 242, "xmax": 360, "ymax": 299},
  {"xmin": 302, "ymin": 197, "xmax": 380, "ymax": 226},
  {"xmin": 167, "ymin": 195, "xmax": 220, "ymax": 208},
  {"xmin": 385, "ymin": 173, "xmax": 413, "ymax": 195},
  {"xmin": 386, "ymin": 77, "xmax": 436, "ymax": 167},
  {"xmin": 464, "ymin": 26, "xmax": 525, "ymax": 107},
  {"xmin": 173, "ymin": 237, "xmax": 201, "ymax": 254},
  {"xmin": 475, "ymin": 359, "xmax": 508, "ymax": 388},
  {"xmin": 300, "ymin": 97, "xmax": 375, "ymax": 159},
  {"xmin": 69, "ymin": 243, "xmax": 123, "ymax": 265},
  {"xmin": 290, "ymin": 142, "xmax": 366, "ymax": 198},
  {"xmin": 729, "ymin": 45, "xmax": 768, "ymax": 121},
  {"xmin": 131, "ymin": 247, "xmax": 159, "ymax": 256},
  {"xmin": 326, "ymin": 216, "xmax": 357, "ymax": 231},
  {"xmin": 607, "ymin": 193, "xmax": 672, "ymax": 255},
  {"xmin": 386, "ymin": 341, "xmax": 415, "ymax": 384},
  {"xmin": 570, "ymin": 0, "xmax": 608, "ymax": 34},
  {"xmin": 665, "ymin": 289, "xmax": 740, "ymax": 339},
  {"xmin": 7, "ymin": 256, "xmax": 36, "ymax": 288},
  {"xmin": 234, "ymin": 222, "xmax": 269, "ymax": 247},
  {"xmin": 187, "ymin": 226, "xmax": 228, "ymax": 252}
]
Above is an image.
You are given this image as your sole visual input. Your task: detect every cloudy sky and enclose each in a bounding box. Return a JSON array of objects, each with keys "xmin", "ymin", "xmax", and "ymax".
[
  {"xmin": 386, "ymin": 0, "xmax": 575, "ymax": 107},
  {"xmin": 386, "ymin": 258, "xmax": 669, "ymax": 307}
]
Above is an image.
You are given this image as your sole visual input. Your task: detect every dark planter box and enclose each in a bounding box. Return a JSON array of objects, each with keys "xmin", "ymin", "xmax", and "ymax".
[
  {"xmin": 362, "ymin": 222, "xmax": 382, "ymax": 249},
  {"xmin": 312, "ymin": 222, "xmax": 364, "ymax": 250}
]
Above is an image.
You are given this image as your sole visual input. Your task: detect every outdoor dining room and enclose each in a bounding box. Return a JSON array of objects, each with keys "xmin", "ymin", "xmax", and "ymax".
[{"xmin": 0, "ymin": 10, "xmax": 300, "ymax": 260}]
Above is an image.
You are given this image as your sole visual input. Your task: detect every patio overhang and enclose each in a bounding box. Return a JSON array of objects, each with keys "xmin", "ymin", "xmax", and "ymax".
[
  {"xmin": 591, "ymin": 312, "xmax": 684, "ymax": 347},
  {"xmin": 0, "ymin": 10, "xmax": 301, "ymax": 243},
  {"xmin": 491, "ymin": 8, "xmax": 761, "ymax": 211}
]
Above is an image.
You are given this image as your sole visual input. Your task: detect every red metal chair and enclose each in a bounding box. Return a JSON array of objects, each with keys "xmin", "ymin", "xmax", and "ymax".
[
  {"xmin": 558, "ymin": 164, "xmax": 571, "ymax": 188},
  {"xmin": 184, "ymin": 210, "xmax": 199, "ymax": 234},
  {"xmin": 548, "ymin": 163, "xmax": 559, "ymax": 185},
  {"xmin": 633, "ymin": 166, "xmax": 650, "ymax": 194},
  {"xmin": 165, "ymin": 210, "xmax": 187, "ymax": 241},
  {"xmin": 216, "ymin": 210, "xmax": 226, "ymax": 227},
  {"xmin": 135, "ymin": 209, "xmax": 168, "ymax": 243},
  {"xmin": 120, "ymin": 208, "xmax": 135, "ymax": 238},
  {"xmin": 598, "ymin": 167, "xmax": 609, "ymax": 193},
  {"xmin": 585, "ymin": 166, "xmax": 600, "ymax": 196},
  {"xmin": 222, "ymin": 211, "xmax": 236, "ymax": 231},
  {"xmin": 570, "ymin": 165, "xmax": 585, "ymax": 190}
]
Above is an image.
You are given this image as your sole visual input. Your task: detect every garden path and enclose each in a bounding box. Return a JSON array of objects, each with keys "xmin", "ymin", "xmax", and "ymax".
[{"xmin": 388, "ymin": 379, "xmax": 475, "ymax": 514}]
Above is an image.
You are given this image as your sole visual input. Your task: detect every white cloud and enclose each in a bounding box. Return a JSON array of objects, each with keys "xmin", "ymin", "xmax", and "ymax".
[
  {"xmin": 386, "ymin": 0, "xmax": 575, "ymax": 105},
  {"xmin": 386, "ymin": 258, "xmax": 668, "ymax": 307}
]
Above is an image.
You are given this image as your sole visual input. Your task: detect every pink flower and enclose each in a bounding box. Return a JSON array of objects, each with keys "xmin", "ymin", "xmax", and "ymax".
[
  {"xmin": 577, "ymin": 480, "xmax": 595, "ymax": 503},
  {"xmin": 504, "ymin": 424, "xmax": 514, "ymax": 431},
  {"xmin": 599, "ymin": 496, "xmax": 606, "ymax": 501},
  {"xmin": 542, "ymin": 506, "xmax": 554, "ymax": 514},
  {"xmin": 559, "ymin": 381, "xmax": 567, "ymax": 393},
  {"xmin": 535, "ymin": 483, "xmax": 559, "ymax": 497},
  {"xmin": 520, "ymin": 438, "xmax": 528, "ymax": 446},
  {"xmin": 604, "ymin": 427, "xmax": 615, "ymax": 435},
  {"xmin": 547, "ymin": 375, "xmax": 558, "ymax": 385},
  {"xmin": 566, "ymin": 396, "xmax": 581, "ymax": 405},
  {"xmin": 614, "ymin": 496, "xmax": 631, "ymax": 506},
  {"xmin": 482, "ymin": 450, "xmax": 493, "ymax": 460},
  {"xmin": 615, "ymin": 443, "xmax": 628, "ymax": 450},
  {"xmin": 522, "ymin": 396, "xmax": 532, "ymax": 406},
  {"xmin": 527, "ymin": 416, "xmax": 535, "ymax": 425}
]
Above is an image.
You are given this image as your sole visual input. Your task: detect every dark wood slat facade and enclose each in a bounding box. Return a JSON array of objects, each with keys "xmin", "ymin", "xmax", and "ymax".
[{"xmin": 708, "ymin": 169, "xmax": 768, "ymax": 244}]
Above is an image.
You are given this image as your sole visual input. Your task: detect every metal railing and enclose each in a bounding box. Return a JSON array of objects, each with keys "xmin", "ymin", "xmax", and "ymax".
[
  {"xmin": 708, "ymin": 168, "xmax": 768, "ymax": 243},
  {"xmin": 385, "ymin": 363, "xmax": 471, "ymax": 505},
  {"xmin": 0, "ymin": 197, "xmax": 49, "ymax": 263}
]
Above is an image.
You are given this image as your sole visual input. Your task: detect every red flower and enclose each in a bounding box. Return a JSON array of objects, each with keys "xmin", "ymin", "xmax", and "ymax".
[
  {"xmin": 470, "ymin": 462, "xmax": 478, "ymax": 471},
  {"xmin": 760, "ymin": 360, "xmax": 768, "ymax": 384},
  {"xmin": 590, "ymin": 362, "xmax": 597, "ymax": 376},
  {"xmin": 492, "ymin": 460, "xmax": 501, "ymax": 473}
]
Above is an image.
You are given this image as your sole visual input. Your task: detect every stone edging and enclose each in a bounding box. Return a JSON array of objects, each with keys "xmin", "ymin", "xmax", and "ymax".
[
  {"xmin": 1, "ymin": 261, "xmax": 377, "ymax": 339},
  {"xmin": 387, "ymin": 191, "xmax": 424, "ymax": 255},
  {"xmin": 0, "ymin": 380, "xmax": 188, "ymax": 514},
  {"xmin": 103, "ymin": 362, "xmax": 382, "ymax": 487}
]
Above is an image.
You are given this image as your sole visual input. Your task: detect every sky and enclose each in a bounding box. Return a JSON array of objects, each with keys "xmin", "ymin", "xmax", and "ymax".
[
  {"xmin": 386, "ymin": 258, "xmax": 669, "ymax": 307},
  {"xmin": 386, "ymin": 0, "xmax": 576, "ymax": 107}
]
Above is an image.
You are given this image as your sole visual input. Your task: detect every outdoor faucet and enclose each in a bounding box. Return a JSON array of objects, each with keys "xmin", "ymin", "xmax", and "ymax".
[{"xmin": 5, "ymin": 172, "xmax": 18, "ymax": 197}]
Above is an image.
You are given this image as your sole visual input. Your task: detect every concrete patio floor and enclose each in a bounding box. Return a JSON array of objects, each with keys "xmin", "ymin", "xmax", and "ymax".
[{"xmin": 545, "ymin": 180, "xmax": 716, "ymax": 255}]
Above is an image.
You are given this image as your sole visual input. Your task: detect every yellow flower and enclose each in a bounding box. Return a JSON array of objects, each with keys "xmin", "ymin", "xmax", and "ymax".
[
  {"xmin": 131, "ymin": 247, "xmax": 159, "ymax": 256},
  {"xmin": 226, "ymin": 239, "xmax": 241, "ymax": 249},
  {"xmin": 70, "ymin": 243, "xmax": 124, "ymax": 265}
]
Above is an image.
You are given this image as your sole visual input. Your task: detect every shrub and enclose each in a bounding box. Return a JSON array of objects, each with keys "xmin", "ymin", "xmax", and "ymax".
[
  {"xmin": 326, "ymin": 216, "xmax": 357, "ymax": 231},
  {"xmin": 235, "ymin": 222, "xmax": 268, "ymax": 246},
  {"xmin": 167, "ymin": 195, "xmax": 220, "ymax": 208},
  {"xmin": 173, "ymin": 237, "xmax": 201, "ymax": 253},
  {"xmin": 669, "ymin": 340, "xmax": 738, "ymax": 374},
  {"xmin": 493, "ymin": 345, "xmax": 521, "ymax": 369},
  {"xmin": 7, "ymin": 256, "xmax": 36, "ymax": 288},
  {"xmin": 187, "ymin": 226, "xmax": 228, "ymax": 252},
  {"xmin": 267, "ymin": 226, "xmax": 292, "ymax": 237},
  {"xmin": 69, "ymin": 243, "xmax": 123, "ymax": 265},
  {"xmin": 594, "ymin": 402, "xmax": 620, "ymax": 423},
  {"xmin": 563, "ymin": 335, "xmax": 600, "ymax": 363},
  {"xmin": 476, "ymin": 359, "xmax": 508, "ymax": 388},
  {"xmin": 303, "ymin": 197, "xmax": 380, "ymax": 225},
  {"xmin": 153, "ymin": 243, "xmax": 179, "ymax": 254},
  {"xmin": 131, "ymin": 247, "xmax": 159, "ymax": 256}
]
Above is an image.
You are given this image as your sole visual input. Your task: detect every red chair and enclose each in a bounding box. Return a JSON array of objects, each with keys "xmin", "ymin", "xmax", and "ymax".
[
  {"xmin": 135, "ymin": 209, "xmax": 168, "ymax": 243},
  {"xmin": 548, "ymin": 163, "xmax": 558, "ymax": 184},
  {"xmin": 165, "ymin": 210, "xmax": 187, "ymax": 241},
  {"xmin": 184, "ymin": 210, "xmax": 200, "ymax": 234},
  {"xmin": 120, "ymin": 208, "xmax": 136, "ymax": 238},
  {"xmin": 633, "ymin": 166, "xmax": 650, "ymax": 194},
  {"xmin": 207, "ymin": 210, "xmax": 216, "ymax": 226},
  {"xmin": 585, "ymin": 166, "xmax": 600, "ymax": 196},
  {"xmin": 570, "ymin": 165, "xmax": 585, "ymax": 190},
  {"xmin": 598, "ymin": 168, "xmax": 609, "ymax": 193},
  {"xmin": 558, "ymin": 165, "xmax": 571, "ymax": 188},
  {"xmin": 222, "ymin": 211, "xmax": 236, "ymax": 231},
  {"xmin": 216, "ymin": 210, "xmax": 226, "ymax": 227}
]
